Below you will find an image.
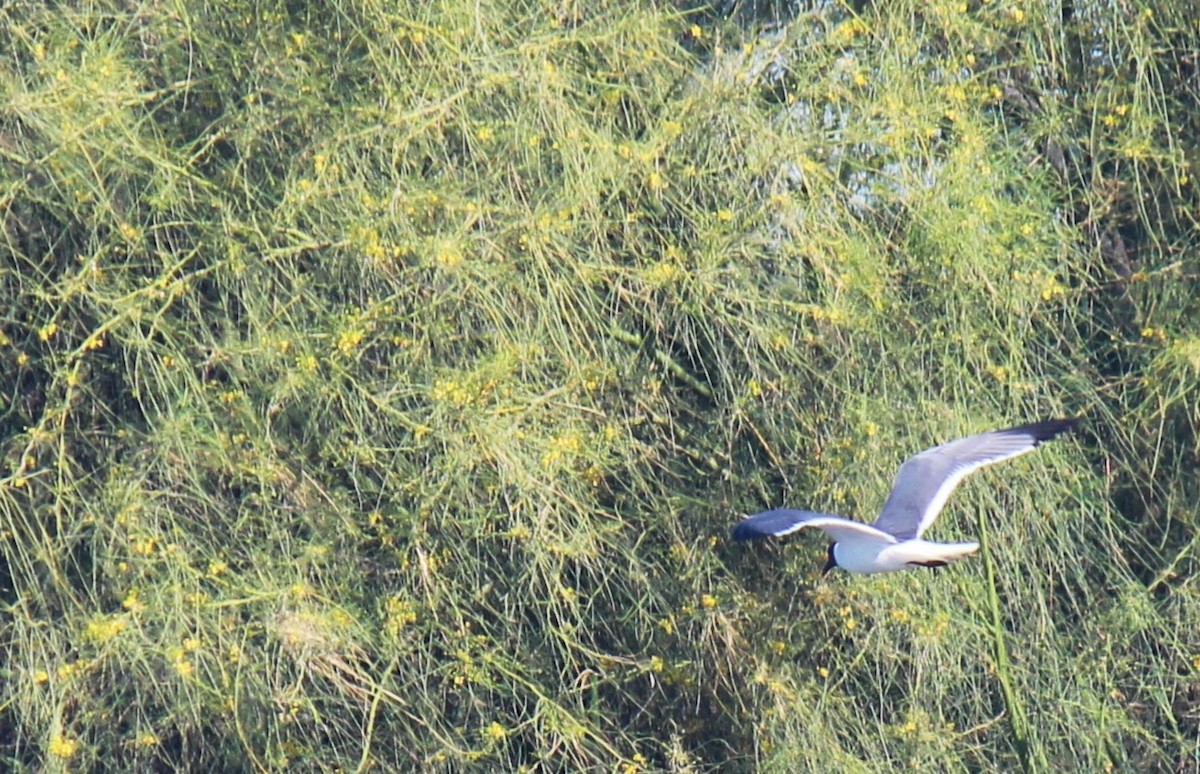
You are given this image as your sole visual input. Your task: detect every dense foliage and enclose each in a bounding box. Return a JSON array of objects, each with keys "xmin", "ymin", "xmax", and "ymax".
[{"xmin": 1, "ymin": 0, "xmax": 1197, "ymax": 770}]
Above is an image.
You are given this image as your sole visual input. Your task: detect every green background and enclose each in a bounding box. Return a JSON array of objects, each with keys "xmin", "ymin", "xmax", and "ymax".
[{"xmin": 1, "ymin": 0, "xmax": 1198, "ymax": 770}]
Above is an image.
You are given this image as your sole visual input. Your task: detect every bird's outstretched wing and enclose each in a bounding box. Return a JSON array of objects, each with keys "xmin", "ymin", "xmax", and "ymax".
[
  {"xmin": 872, "ymin": 418, "xmax": 1079, "ymax": 541},
  {"xmin": 732, "ymin": 509, "xmax": 897, "ymax": 545}
]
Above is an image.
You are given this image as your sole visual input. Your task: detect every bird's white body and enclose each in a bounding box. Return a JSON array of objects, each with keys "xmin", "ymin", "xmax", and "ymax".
[
  {"xmin": 732, "ymin": 418, "xmax": 1079, "ymax": 575},
  {"xmin": 833, "ymin": 537, "xmax": 980, "ymax": 574}
]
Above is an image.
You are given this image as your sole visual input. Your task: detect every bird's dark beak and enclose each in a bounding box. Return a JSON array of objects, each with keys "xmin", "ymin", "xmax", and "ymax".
[{"xmin": 822, "ymin": 543, "xmax": 838, "ymax": 576}]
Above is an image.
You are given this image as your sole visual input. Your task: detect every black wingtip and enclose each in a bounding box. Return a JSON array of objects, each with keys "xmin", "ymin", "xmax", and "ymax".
[
  {"xmin": 730, "ymin": 519, "xmax": 766, "ymax": 542},
  {"xmin": 730, "ymin": 509, "xmax": 796, "ymax": 541},
  {"xmin": 1012, "ymin": 417, "xmax": 1081, "ymax": 444},
  {"xmin": 730, "ymin": 509, "xmax": 827, "ymax": 542}
]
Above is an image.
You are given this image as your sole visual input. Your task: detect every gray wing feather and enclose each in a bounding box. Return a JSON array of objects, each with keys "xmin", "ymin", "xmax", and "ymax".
[
  {"xmin": 872, "ymin": 418, "xmax": 1078, "ymax": 540},
  {"xmin": 732, "ymin": 509, "xmax": 897, "ymax": 544}
]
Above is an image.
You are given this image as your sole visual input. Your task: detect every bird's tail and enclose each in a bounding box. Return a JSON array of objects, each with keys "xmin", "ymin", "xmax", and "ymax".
[
  {"xmin": 935, "ymin": 541, "xmax": 980, "ymax": 563},
  {"xmin": 899, "ymin": 540, "xmax": 980, "ymax": 568}
]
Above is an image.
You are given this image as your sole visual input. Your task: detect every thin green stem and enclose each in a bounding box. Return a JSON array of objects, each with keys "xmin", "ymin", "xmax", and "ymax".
[{"xmin": 978, "ymin": 509, "xmax": 1042, "ymax": 774}]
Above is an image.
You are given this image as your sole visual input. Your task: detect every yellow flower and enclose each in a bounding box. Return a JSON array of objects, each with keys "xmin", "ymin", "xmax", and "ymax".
[
  {"xmin": 434, "ymin": 241, "xmax": 464, "ymax": 270},
  {"xmin": 336, "ymin": 329, "xmax": 365, "ymax": 354},
  {"xmin": 831, "ymin": 18, "xmax": 870, "ymax": 43},
  {"xmin": 541, "ymin": 431, "xmax": 583, "ymax": 468},
  {"xmin": 1141, "ymin": 326, "xmax": 1166, "ymax": 341},
  {"xmin": 57, "ymin": 660, "xmax": 86, "ymax": 681},
  {"xmin": 485, "ymin": 721, "xmax": 507, "ymax": 742},
  {"xmin": 623, "ymin": 752, "xmax": 650, "ymax": 774},
  {"xmin": 432, "ymin": 379, "xmax": 473, "ymax": 407},
  {"xmin": 84, "ymin": 614, "xmax": 127, "ymax": 644},
  {"xmin": 173, "ymin": 655, "xmax": 194, "ymax": 678},
  {"xmin": 122, "ymin": 589, "xmax": 144, "ymax": 613},
  {"xmin": 643, "ymin": 261, "xmax": 680, "ymax": 287},
  {"xmin": 1040, "ymin": 276, "xmax": 1066, "ymax": 300},
  {"xmin": 48, "ymin": 734, "xmax": 79, "ymax": 759},
  {"xmin": 700, "ymin": 594, "xmax": 717, "ymax": 609}
]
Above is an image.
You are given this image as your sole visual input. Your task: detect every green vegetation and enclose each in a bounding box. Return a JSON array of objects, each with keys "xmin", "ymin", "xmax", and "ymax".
[{"xmin": 1, "ymin": 0, "xmax": 1198, "ymax": 770}]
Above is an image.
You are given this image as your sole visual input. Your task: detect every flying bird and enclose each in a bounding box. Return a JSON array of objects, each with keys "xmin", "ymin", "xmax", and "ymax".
[{"xmin": 731, "ymin": 418, "xmax": 1079, "ymax": 574}]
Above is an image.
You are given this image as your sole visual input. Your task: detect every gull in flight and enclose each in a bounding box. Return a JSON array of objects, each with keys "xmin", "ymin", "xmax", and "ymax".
[{"xmin": 731, "ymin": 419, "xmax": 1079, "ymax": 574}]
